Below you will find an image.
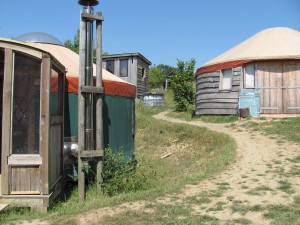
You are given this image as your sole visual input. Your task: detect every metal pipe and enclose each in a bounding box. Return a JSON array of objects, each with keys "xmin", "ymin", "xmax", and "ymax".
[{"xmin": 85, "ymin": 6, "xmax": 94, "ymax": 151}]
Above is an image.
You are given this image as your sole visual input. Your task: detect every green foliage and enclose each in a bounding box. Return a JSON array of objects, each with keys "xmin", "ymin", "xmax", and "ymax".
[
  {"xmin": 101, "ymin": 147, "xmax": 156, "ymax": 196},
  {"xmin": 64, "ymin": 29, "xmax": 80, "ymax": 54},
  {"xmin": 64, "ymin": 29, "xmax": 109, "ymax": 63},
  {"xmin": 157, "ymin": 64, "xmax": 176, "ymax": 78},
  {"xmin": 170, "ymin": 59, "xmax": 196, "ymax": 111},
  {"xmin": 148, "ymin": 64, "xmax": 176, "ymax": 90},
  {"xmin": 148, "ymin": 66, "xmax": 165, "ymax": 89}
]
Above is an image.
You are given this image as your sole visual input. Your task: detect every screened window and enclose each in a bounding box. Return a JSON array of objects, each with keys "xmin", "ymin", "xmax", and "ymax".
[
  {"xmin": 245, "ymin": 63, "xmax": 255, "ymax": 88},
  {"xmin": 120, "ymin": 59, "xmax": 128, "ymax": 77},
  {"xmin": 220, "ymin": 69, "xmax": 232, "ymax": 90},
  {"xmin": 106, "ymin": 60, "xmax": 114, "ymax": 74},
  {"xmin": 12, "ymin": 52, "xmax": 41, "ymax": 154}
]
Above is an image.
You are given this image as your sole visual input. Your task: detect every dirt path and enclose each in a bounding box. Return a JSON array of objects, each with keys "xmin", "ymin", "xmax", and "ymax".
[
  {"xmin": 153, "ymin": 111, "xmax": 300, "ymax": 224},
  {"xmin": 17, "ymin": 112, "xmax": 300, "ymax": 225}
]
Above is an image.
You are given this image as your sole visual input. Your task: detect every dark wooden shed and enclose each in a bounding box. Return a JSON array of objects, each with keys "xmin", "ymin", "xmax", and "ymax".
[
  {"xmin": 195, "ymin": 27, "xmax": 300, "ymax": 116},
  {"xmin": 102, "ymin": 53, "xmax": 151, "ymax": 98},
  {"xmin": 0, "ymin": 38, "xmax": 65, "ymax": 210}
]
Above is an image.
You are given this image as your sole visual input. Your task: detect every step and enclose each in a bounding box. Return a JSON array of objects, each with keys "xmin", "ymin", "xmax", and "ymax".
[{"xmin": 0, "ymin": 203, "xmax": 9, "ymax": 213}]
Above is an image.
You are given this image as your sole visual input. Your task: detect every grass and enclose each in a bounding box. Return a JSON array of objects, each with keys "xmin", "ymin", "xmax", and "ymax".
[
  {"xmin": 246, "ymin": 185, "xmax": 274, "ymax": 196},
  {"xmin": 0, "ymin": 92, "xmax": 236, "ymax": 224},
  {"xmin": 242, "ymin": 117, "xmax": 300, "ymax": 144},
  {"xmin": 277, "ymin": 180, "xmax": 295, "ymax": 194},
  {"xmin": 231, "ymin": 200, "xmax": 264, "ymax": 217},
  {"xmin": 264, "ymin": 196, "xmax": 300, "ymax": 225}
]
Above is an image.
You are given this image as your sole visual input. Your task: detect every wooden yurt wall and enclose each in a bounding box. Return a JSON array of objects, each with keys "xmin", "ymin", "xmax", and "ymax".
[
  {"xmin": 256, "ymin": 60, "xmax": 300, "ymax": 114},
  {"xmin": 195, "ymin": 67, "xmax": 242, "ymax": 115}
]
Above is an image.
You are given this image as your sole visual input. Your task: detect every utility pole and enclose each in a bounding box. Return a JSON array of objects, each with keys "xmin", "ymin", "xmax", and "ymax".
[{"xmin": 77, "ymin": 0, "xmax": 104, "ymax": 201}]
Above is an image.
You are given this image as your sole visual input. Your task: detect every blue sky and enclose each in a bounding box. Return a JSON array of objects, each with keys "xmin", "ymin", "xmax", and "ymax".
[{"xmin": 0, "ymin": 0, "xmax": 299, "ymax": 69}]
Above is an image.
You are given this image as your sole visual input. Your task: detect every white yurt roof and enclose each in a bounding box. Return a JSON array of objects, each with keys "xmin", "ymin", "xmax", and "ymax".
[
  {"xmin": 196, "ymin": 27, "xmax": 300, "ymax": 76},
  {"xmin": 204, "ymin": 27, "xmax": 300, "ymax": 67},
  {"xmin": 27, "ymin": 42, "xmax": 128, "ymax": 83}
]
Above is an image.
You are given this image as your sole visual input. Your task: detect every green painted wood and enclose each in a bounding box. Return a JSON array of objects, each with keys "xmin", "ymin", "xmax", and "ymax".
[{"xmin": 64, "ymin": 94, "xmax": 135, "ymax": 160}]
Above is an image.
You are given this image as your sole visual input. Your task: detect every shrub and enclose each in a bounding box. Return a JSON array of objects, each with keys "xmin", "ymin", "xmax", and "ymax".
[
  {"xmin": 101, "ymin": 147, "xmax": 156, "ymax": 196},
  {"xmin": 170, "ymin": 59, "xmax": 196, "ymax": 112}
]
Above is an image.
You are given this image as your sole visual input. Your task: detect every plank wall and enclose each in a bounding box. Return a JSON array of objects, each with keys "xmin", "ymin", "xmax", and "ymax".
[{"xmin": 195, "ymin": 67, "xmax": 242, "ymax": 115}]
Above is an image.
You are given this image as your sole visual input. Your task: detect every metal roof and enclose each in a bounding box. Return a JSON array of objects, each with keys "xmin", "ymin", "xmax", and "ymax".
[{"xmin": 102, "ymin": 53, "xmax": 152, "ymax": 65}]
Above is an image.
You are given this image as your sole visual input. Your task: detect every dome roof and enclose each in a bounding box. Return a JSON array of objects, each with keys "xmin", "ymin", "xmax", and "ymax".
[
  {"xmin": 15, "ymin": 32, "xmax": 63, "ymax": 46},
  {"xmin": 196, "ymin": 27, "xmax": 300, "ymax": 76}
]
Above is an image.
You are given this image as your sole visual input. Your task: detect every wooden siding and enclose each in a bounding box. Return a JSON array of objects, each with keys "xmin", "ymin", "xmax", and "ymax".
[
  {"xmin": 257, "ymin": 60, "xmax": 300, "ymax": 114},
  {"xmin": 102, "ymin": 54, "xmax": 151, "ymax": 98},
  {"xmin": 256, "ymin": 61, "xmax": 283, "ymax": 114},
  {"xmin": 195, "ymin": 67, "xmax": 242, "ymax": 115},
  {"xmin": 10, "ymin": 166, "xmax": 40, "ymax": 194},
  {"xmin": 137, "ymin": 59, "xmax": 149, "ymax": 97},
  {"xmin": 283, "ymin": 61, "xmax": 300, "ymax": 114}
]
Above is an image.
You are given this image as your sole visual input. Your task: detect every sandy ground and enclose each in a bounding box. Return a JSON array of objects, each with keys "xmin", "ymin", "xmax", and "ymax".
[{"xmin": 16, "ymin": 111, "xmax": 300, "ymax": 225}]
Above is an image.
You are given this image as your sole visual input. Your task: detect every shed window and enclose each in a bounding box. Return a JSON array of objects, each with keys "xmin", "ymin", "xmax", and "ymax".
[
  {"xmin": 106, "ymin": 60, "xmax": 114, "ymax": 74},
  {"xmin": 245, "ymin": 63, "xmax": 255, "ymax": 88},
  {"xmin": 120, "ymin": 59, "xmax": 128, "ymax": 77},
  {"xmin": 220, "ymin": 69, "xmax": 232, "ymax": 90}
]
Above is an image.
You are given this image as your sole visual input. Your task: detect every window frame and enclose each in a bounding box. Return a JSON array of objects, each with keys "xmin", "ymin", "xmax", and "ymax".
[{"xmin": 219, "ymin": 68, "xmax": 233, "ymax": 91}]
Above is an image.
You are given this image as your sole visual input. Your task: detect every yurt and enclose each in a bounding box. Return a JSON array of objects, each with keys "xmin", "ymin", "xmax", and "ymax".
[
  {"xmin": 195, "ymin": 27, "xmax": 300, "ymax": 116},
  {"xmin": 0, "ymin": 33, "xmax": 136, "ymax": 209},
  {"xmin": 15, "ymin": 33, "xmax": 136, "ymax": 163}
]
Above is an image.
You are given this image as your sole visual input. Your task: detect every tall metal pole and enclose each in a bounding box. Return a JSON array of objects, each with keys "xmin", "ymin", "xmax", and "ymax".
[
  {"xmin": 85, "ymin": 5, "xmax": 94, "ymax": 154},
  {"xmin": 78, "ymin": 0, "xmax": 103, "ymax": 201}
]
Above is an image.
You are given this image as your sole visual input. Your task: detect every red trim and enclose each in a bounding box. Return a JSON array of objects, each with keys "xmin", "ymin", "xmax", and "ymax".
[
  {"xmin": 65, "ymin": 76, "xmax": 136, "ymax": 98},
  {"xmin": 195, "ymin": 60, "xmax": 254, "ymax": 76}
]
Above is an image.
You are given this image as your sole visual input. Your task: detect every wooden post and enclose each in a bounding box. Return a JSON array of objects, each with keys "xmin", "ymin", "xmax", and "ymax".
[
  {"xmin": 40, "ymin": 53, "xmax": 51, "ymax": 195},
  {"xmin": 95, "ymin": 12, "xmax": 103, "ymax": 192},
  {"xmin": 1, "ymin": 49, "xmax": 13, "ymax": 194},
  {"xmin": 78, "ymin": 9, "xmax": 87, "ymax": 201}
]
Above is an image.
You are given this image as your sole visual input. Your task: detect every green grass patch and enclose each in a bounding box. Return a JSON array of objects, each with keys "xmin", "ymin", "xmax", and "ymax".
[
  {"xmin": 225, "ymin": 218, "xmax": 253, "ymax": 225},
  {"xmin": 102, "ymin": 203, "xmax": 220, "ymax": 225},
  {"xmin": 231, "ymin": 201, "xmax": 264, "ymax": 215},
  {"xmin": 199, "ymin": 115, "xmax": 239, "ymax": 123},
  {"xmin": 277, "ymin": 180, "xmax": 295, "ymax": 194},
  {"xmin": 207, "ymin": 201, "xmax": 226, "ymax": 212},
  {"xmin": 246, "ymin": 185, "xmax": 274, "ymax": 196},
  {"xmin": 264, "ymin": 201, "xmax": 300, "ymax": 225},
  {"xmin": 242, "ymin": 117, "xmax": 300, "ymax": 144}
]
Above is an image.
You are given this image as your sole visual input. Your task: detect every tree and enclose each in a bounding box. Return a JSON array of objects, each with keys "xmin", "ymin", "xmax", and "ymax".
[
  {"xmin": 64, "ymin": 29, "xmax": 109, "ymax": 62},
  {"xmin": 157, "ymin": 64, "xmax": 176, "ymax": 78},
  {"xmin": 64, "ymin": 29, "xmax": 80, "ymax": 54},
  {"xmin": 170, "ymin": 59, "xmax": 196, "ymax": 112},
  {"xmin": 148, "ymin": 64, "xmax": 176, "ymax": 90},
  {"xmin": 148, "ymin": 66, "xmax": 165, "ymax": 89}
]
